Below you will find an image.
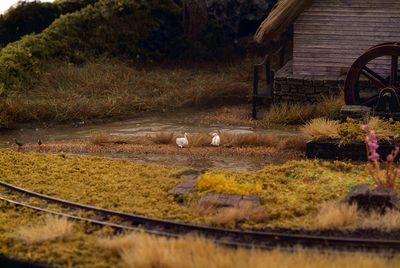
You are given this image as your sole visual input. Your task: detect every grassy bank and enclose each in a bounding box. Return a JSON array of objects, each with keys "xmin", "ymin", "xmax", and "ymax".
[
  {"xmin": 0, "ymin": 149, "xmax": 388, "ymax": 229},
  {"xmin": 1, "ymin": 207, "xmax": 399, "ymax": 267},
  {"xmin": 263, "ymin": 94, "xmax": 344, "ymax": 125},
  {"xmin": 0, "ymin": 58, "xmax": 252, "ymax": 126}
]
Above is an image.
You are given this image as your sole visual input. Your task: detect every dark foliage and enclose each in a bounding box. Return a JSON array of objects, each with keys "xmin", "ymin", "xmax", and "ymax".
[{"xmin": 0, "ymin": 0, "xmax": 98, "ymax": 48}]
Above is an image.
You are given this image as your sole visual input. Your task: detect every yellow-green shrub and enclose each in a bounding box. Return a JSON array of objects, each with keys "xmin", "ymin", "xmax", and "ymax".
[{"xmin": 197, "ymin": 173, "xmax": 262, "ymax": 195}]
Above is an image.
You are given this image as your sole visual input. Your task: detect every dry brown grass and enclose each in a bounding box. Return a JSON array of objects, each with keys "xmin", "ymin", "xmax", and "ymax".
[
  {"xmin": 316, "ymin": 202, "xmax": 400, "ymax": 231},
  {"xmin": 366, "ymin": 117, "xmax": 393, "ymax": 140},
  {"xmin": 360, "ymin": 210, "xmax": 400, "ymax": 231},
  {"xmin": 98, "ymin": 232, "xmax": 400, "ymax": 268},
  {"xmin": 89, "ymin": 132, "xmax": 146, "ymax": 146},
  {"xmin": 301, "ymin": 118, "xmax": 340, "ymax": 140},
  {"xmin": 265, "ymin": 102, "xmax": 316, "ymax": 125},
  {"xmin": 278, "ymin": 136, "xmax": 308, "ymax": 151},
  {"xmin": 264, "ymin": 94, "xmax": 344, "ymax": 125},
  {"xmin": 0, "ymin": 58, "xmax": 250, "ymax": 126},
  {"xmin": 87, "ymin": 131, "xmax": 303, "ymax": 150},
  {"xmin": 148, "ymin": 132, "xmax": 174, "ymax": 145},
  {"xmin": 189, "ymin": 201, "xmax": 268, "ymax": 228},
  {"xmin": 207, "ymin": 204, "xmax": 268, "ymax": 228},
  {"xmin": 221, "ymin": 133, "xmax": 278, "ymax": 147},
  {"xmin": 316, "ymin": 202, "xmax": 358, "ymax": 229},
  {"xmin": 188, "ymin": 133, "xmax": 212, "ymax": 147},
  {"xmin": 15, "ymin": 216, "xmax": 74, "ymax": 244}
]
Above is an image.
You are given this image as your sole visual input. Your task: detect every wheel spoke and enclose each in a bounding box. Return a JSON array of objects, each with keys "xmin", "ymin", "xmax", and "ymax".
[
  {"xmin": 361, "ymin": 66, "xmax": 388, "ymax": 88},
  {"xmin": 390, "ymin": 55, "xmax": 398, "ymax": 86},
  {"xmin": 361, "ymin": 94, "xmax": 379, "ymax": 106}
]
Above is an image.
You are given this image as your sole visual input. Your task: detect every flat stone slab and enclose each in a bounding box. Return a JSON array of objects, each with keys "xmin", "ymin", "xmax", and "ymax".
[
  {"xmin": 340, "ymin": 105, "xmax": 371, "ymax": 121},
  {"xmin": 198, "ymin": 192, "xmax": 261, "ymax": 208},
  {"xmin": 168, "ymin": 174, "xmax": 198, "ymax": 196}
]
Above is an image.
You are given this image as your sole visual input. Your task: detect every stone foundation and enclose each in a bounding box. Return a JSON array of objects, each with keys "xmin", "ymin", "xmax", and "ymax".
[{"xmin": 273, "ymin": 61, "xmax": 374, "ymax": 103}]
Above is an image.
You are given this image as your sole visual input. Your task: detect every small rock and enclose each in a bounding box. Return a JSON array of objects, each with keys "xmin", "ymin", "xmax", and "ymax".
[{"xmin": 345, "ymin": 184, "xmax": 400, "ymax": 212}]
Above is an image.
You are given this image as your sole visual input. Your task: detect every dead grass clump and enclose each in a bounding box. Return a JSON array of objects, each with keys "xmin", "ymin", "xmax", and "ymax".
[
  {"xmin": 264, "ymin": 102, "xmax": 315, "ymax": 125},
  {"xmin": 360, "ymin": 210, "xmax": 400, "ymax": 231},
  {"xmin": 208, "ymin": 204, "xmax": 268, "ymax": 228},
  {"xmin": 99, "ymin": 232, "xmax": 398, "ymax": 268},
  {"xmin": 279, "ymin": 136, "xmax": 308, "ymax": 151},
  {"xmin": 148, "ymin": 132, "xmax": 174, "ymax": 144},
  {"xmin": 301, "ymin": 118, "xmax": 340, "ymax": 140},
  {"xmin": 89, "ymin": 132, "xmax": 145, "ymax": 146},
  {"xmin": 222, "ymin": 133, "xmax": 277, "ymax": 147},
  {"xmin": 264, "ymin": 94, "xmax": 344, "ymax": 125},
  {"xmin": 316, "ymin": 202, "xmax": 358, "ymax": 229},
  {"xmin": 189, "ymin": 133, "xmax": 212, "ymax": 147},
  {"xmin": 317, "ymin": 202, "xmax": 400, "ymax": 231},
  {"xmin": 188, "ymin": 201, "xmax": 219, "ymax": 217},
  {"xmin": 314, "ymin": 94, "xmax": 344, "ymax": 119},
  {"xmin": 16, "ymin": 216, "xmax": 74, "ymax": 244},
  {"xmin": 89, "ymin": 132, "xmax": 116, "ymax": 145},
  {"xmin": 366, "ymin": 117, "xmax": 393, "ymax": 140}
]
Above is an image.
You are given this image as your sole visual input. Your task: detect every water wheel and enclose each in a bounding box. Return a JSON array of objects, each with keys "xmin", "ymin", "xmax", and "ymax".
[{"xmin": 344, "ymin": 42, "xmax": 400, "ymax": 106}]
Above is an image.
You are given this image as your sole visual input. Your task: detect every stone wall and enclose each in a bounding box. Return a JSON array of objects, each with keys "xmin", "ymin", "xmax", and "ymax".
[
  {"xmin": 273, "ymin": 61, "xmax": 377, "ymax": 103},
  {"xmin": 273, "ymin": 61, "xmax": 345, "ymax": 103}
]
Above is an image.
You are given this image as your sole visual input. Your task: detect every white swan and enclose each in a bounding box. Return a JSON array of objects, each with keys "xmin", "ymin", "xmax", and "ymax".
[
  {"xmin": 176, "ymin": 133, "xmax": 189, "ymax": 148},
  {"xmin": 211, "ymin": 133, "xmax": 220, "ymax": 146}
]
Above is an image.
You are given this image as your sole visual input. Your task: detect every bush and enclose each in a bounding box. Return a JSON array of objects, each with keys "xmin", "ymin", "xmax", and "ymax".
[
  {"xmin": 0, "ymin": 0, "xmax": 182, "ymax": 94},
  {"xmin": 0, "ymin": 0, "xmax": 98, "ymax": 48}
]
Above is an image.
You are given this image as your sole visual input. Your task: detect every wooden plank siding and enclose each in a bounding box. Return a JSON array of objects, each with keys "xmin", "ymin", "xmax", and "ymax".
[{"xmin": 293, "ymin": 0, "xmax": 400, "ymax": 76}]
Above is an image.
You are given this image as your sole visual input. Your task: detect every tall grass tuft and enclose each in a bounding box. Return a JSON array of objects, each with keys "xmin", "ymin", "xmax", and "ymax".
[
  {"xmin": 301, "ymin": 118, "xmax": 340, "ymax": 140},
  {"xmin": 16, "ymin": 216, "xmax": 74, "ymax": 244},
  {"xmin": 316, "ymin": 202, "xmax": 358, "ymax": 230},
  {"xmin": 207, "ymin": 204, "xmax": 268, "ymax": 228},
  {"xmin": 264, "ymin": 94, "xmax": 344, "ymax": 125},
  {"xmin": 148, "ymin": 132, "xmax": 174, "ymax": 145}
]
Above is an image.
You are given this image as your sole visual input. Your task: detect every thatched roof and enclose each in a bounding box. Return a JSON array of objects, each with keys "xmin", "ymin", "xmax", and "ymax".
[{"xmin": 254, "ymin": 0, "xmax": 313, "ymax": 43}]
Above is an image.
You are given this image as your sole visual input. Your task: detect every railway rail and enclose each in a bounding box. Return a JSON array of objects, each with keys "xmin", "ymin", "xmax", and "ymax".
[{"xmin": 1, "ymin": 180, "xmax": 400, "ymax": 252}]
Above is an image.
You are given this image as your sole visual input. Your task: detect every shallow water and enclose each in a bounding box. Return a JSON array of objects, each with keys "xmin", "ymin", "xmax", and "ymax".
[
  {"xmin": 0, "ymin": 115, "xmax": 302, "ymax": 170},
  {"xmin": 0, "ymin": 115, "xmax": 299, "ymax": 147}
]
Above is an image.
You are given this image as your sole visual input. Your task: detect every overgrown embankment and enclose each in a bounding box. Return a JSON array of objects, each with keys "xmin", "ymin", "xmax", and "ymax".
[
  {"xmin": 0, "ymin": 0, "xmax": 182, "ymax": 95},
  {"xmin": 0, "ymin": 57, "xmax": 252, "ymax": 126},
  {"xmin": 0, "ymin": 0, "xmax": 98, "ymax": 49}
]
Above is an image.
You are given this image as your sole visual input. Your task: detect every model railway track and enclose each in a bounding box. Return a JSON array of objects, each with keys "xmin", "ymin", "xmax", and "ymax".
[{"xmin": 1, "ymin": 181, "xmax": 400, "ymax": 252}]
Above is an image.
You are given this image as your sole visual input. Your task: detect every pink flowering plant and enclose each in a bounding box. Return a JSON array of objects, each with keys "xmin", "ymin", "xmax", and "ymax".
[{"xmin": 362, "ymin": 124, "xmax": 399, "ymax": 189}]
